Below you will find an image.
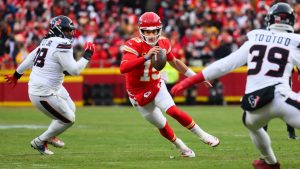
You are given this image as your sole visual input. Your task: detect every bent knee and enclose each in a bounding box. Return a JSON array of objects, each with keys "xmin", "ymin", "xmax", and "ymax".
[{"xmin": 62, "ymin": 113, "xmax": 75, "ymax": 124}]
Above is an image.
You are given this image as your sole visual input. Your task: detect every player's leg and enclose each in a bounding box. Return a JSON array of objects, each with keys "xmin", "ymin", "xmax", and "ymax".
[
  {"xmin": 286, "ymin": 123, "xmax": 297, "ymax": 139},
  {"xmin": 129, "ymin": 97, "xmax": 195, "ymax": 157},
  {"xmin": 243, "ymin": 95, "xmax": 282, "ymax": 168},
  {"xmin": 29, "ymin": 94, "xmax": 75, "ymax": 154},
  {"xmin": 155, "ymin": 81, "xmax": 219, "ymax": 147},
  {"xmin": 276, "ymin": 94, "xmax": 300, "ymax": 140},
  {"xmin": 46, "ymin": 87, "xmax": 76, "ymax": 147}
]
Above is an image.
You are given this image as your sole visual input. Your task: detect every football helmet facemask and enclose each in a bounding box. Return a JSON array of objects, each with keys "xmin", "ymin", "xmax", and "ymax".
[
  {"xmin": 266, "ymin": 2, "xmax": 295, "ymax": 32},
  {"xmin": 48, "ymin": 15, "xmax": 75, "ymax": 40},
  {"xmin": 138, "ymin": 12, "xmax": 162, "ymax": 46}
]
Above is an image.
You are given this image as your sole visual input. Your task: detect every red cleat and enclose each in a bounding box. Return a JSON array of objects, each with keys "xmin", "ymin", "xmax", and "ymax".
[{"xmin": 252, "ymin": 159, "xmax": 280, "ymax": 169}]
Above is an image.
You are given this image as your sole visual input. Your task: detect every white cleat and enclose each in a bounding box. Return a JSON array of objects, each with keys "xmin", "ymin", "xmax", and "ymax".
[
  {"xmin": 31, "ymin": 138, "xmax": 54, "ymax": 155},
  {"xmin": 200, "ymin": 133, "xmax": 220, "ymax": 147},
  {"xmin": 180, "ymin": 148, "xmax": 196, "ymax": 158},
  {"xmin": 48, "ymin": 137, "xmax": 65, "ymax": 148}
]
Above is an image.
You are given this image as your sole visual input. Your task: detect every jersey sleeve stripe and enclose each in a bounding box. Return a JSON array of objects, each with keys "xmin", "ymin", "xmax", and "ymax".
[
  {"xmin": 123, "ymin": 45, "xmax": 139, "ymax": 56},
  {"xmin": 57, "ymin": 44, "xmax": 72, "ymax": 49},
  {"xmin": 167, "ymin": 46, "xmax": 171, "ymax": 54}
]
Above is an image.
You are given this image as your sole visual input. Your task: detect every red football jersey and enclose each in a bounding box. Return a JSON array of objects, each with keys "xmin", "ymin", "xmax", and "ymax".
[{"xmin": 121, "ymin": 36, "xmax": 174, "ymax": 105}]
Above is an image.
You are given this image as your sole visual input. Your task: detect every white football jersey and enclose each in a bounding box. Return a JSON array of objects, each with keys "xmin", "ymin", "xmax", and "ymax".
[
  {"xmin": 202, "ymin": 29, "xmax": 300, "ymax": 94},
  {"xmin": 16, "ymin": 37, "xmax": 89, "ymax": 96}
]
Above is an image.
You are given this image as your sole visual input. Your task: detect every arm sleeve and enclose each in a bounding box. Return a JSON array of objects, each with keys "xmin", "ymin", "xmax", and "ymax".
[
  {"xmin": 56, "ymin": 50, "xmax": 89, "ymax": 75},
  {"xmin": 16, "ymin": 48, "xmax": 38, "ymax": 74},
  {"xmin": 203, "ymin": 41, "xmax": 249, "ymax": 81},
  {"xmin": 120, "ymin": 52, "xmax": 146, "ymax": 74}
]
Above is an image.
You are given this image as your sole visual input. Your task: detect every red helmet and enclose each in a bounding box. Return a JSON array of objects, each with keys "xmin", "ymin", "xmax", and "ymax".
[{"xmin": 138, "ymin": 12, "xmax": 162, "ymax": 46}]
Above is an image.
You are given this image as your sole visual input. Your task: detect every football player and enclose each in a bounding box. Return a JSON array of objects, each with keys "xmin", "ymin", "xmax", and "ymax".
[
  {"xmin": 172, "ymin": 3, "xmax": 299, "ymax": 169},
  {"xmin": 5, "ymin": 15, "xmax": 95, "ymax": 155},
  {"xmin": 120, "ymin": 12, "xmax": 219, "ymax": 157}
]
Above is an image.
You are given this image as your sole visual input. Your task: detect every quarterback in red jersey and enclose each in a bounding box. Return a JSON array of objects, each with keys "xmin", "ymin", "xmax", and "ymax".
[{"xmin": 120, "ymin": 12, "xmax": 219, "ymax": 157}]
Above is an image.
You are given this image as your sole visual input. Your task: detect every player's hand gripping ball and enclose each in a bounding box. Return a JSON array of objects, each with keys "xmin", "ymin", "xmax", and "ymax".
[{"xmin": 151, "ymin": 48, "xmax": 166, "ymax": 71}]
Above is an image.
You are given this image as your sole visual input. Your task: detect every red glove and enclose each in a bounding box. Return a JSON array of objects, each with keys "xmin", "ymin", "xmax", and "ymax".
[
  {"xmin": 82, "ymin": 42, "xmax": 95, "ymax": 60},
  {"xmin": 171, "ymin": 72, "xmax": 206, "ymax": 95},
  {"xmin": 4, "ymin": 74, "xmax": 18, "ymax": 87}
]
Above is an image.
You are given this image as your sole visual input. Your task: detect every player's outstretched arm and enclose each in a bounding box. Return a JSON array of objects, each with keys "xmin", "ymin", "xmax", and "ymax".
[
  {"xmin": 4, "ymin": 47, "xmax": 39, "ymax": 87},
  {"xmin": 171, "ymin": 71, "xmax": 206, "ymax": 95},
  {"xmin": 59, "ymin": 42, "xmax": 95, "ymax": 75},
  {"xmin": 169, "ymin": 58, "xmax": 212, "ymax": 88},
  {"xmin": 171, "ymin": 42, "xmax": 249, "ymax": 95}
]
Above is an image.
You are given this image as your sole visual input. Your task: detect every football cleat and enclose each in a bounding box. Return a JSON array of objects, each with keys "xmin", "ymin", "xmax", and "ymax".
[
  {"xmin": 252, "ymin": 159, "xmax": 280, "ymax": 169},
  {"xmin": 288, "ymin": 132, "xmax": 298, "ymax": 140},
  {"xmin": 31, "ymin": 138, "xmax": 54, "ymax": 155},
  {"xmin": 200, "ymin": 133, "xmax": 220, "ymax": 147},
  {"xmin": 180, "ymin": 148, "xmax": 195, "ymax": 158},
  {"xmin": 48, "ymin": 137, "xmax": 65, "ymax": 148}
]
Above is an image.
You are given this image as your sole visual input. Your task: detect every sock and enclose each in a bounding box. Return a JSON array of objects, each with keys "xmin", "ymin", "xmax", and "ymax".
[
  {"xmin": 166, "ymin": 106, "xmax": 195, "ymax": 128},
  {"xmin": 249, "ymin": 128, "xmax": 277, "ymax": 164},
  {"xmin": 159, "ymin": 122, "xmax": 176, "ymax": 142},
  {"xmin": 190, "ymin": 124, "xmax": 208, "ymax": 138},
  {"xmin": 173, "ymin": 138, "xmax": 189, "ymax": 150},
  {"xmin": 39, "ymin": 120, "xmax": 74, "ymax": 141}
]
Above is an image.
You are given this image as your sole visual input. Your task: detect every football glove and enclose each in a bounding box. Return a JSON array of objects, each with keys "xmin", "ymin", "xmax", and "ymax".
[
  {"xmin": 4, "ymin": 71, "xmax": 23, "ymax": 87},
  {"xmin": 82, "ymin": 42, "xmax": 95, "ymax": 60}
]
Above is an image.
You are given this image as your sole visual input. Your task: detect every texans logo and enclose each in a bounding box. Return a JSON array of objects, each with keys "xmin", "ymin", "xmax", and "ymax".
[{"xmin": 248, "ymin": 95, "xmax": 260, "ymax": 108}]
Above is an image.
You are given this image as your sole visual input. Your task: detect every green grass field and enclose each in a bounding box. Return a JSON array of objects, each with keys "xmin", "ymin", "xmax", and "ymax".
[{"xmin": 0, "ymin": 106, "xmax": 298, "ymax": 169}]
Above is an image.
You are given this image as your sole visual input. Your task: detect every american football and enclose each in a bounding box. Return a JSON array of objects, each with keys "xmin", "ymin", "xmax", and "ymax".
[{"xmin": 151, "ymin": 48, "xmax": 166, "ymax": 71}]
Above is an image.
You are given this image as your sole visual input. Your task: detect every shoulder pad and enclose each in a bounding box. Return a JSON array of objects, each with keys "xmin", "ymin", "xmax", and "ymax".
[
  {"xmin": 246, "ymin": 29, "xmax": 258, "ymax": 40},
  {"xmin": 123, "ymin": 38, "xmax": 142, "ymax": 55},
  {"xmin": 48, "ymin": 37, "xmax": 72, "ymax": 49}
]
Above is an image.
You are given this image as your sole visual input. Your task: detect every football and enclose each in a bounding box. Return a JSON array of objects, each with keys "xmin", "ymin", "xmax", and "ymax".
[{"xmin": 151, "ymin": 48, "xmax": 167, "ymax": 71}]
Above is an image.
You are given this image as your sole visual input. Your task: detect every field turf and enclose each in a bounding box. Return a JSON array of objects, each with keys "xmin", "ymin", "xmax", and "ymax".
[{"xmin": 0, "ymin": 106, "xmax": 299, "ymax": 169}]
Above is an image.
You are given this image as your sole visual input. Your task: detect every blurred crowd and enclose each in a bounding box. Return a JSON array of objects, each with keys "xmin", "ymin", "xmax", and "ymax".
[{"xmin": 1, "ymin": 0, "xmax": 300, "ymax": 69}]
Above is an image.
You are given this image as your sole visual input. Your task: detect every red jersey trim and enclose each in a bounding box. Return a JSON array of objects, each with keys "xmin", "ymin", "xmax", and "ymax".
[{"xmin": 56, "ymin": 44, "xmax": 72, "ymax": 49}]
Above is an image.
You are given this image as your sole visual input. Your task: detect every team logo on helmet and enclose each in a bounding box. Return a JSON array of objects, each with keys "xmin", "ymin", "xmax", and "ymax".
[{"xmin": 54, "ymin": 19, "xmax": 62, "ymax": 27}]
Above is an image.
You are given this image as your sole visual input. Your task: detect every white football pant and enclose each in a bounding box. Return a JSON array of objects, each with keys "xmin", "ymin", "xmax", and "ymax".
[
  {"xmin": 29, "ymin": 86, "xmax": 75, "ymax": 141},
  {"xmin": 129, "ymin": 80, "xmax": 175, "ymax": 128},
  {"xmin": 244, "ymin": 89, "xmax": 300, "ymax": 164}
]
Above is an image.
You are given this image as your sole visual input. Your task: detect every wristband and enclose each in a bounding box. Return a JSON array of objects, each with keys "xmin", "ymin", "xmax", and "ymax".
[
  {"xmin": 144, "ymin": 55, "xmax": 150, "ymax": 61},
  {"xmin": 13, "ymin": 71, "xmax": 23, "ymax": 79},
  {"xmin": 184, "ymin": 69, "xmax": 196, "ymax": 77}
]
